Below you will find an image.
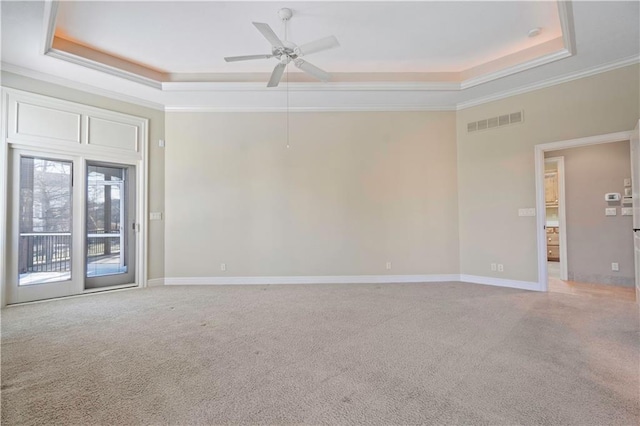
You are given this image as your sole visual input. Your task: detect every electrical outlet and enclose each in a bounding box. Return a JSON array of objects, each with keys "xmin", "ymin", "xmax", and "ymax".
[
  {"xmin": 149, "ymin": 212, "xmax": 163, "ymax": 221},
  {"xmin": 621, "ymin": 207, "xmax": 633, "ymax": 216},
  {"xmin": 605, "ymin": 208, "xmax": 617, "ymax": 216},
  {"xmin": 611, "ymin": 262, "xmax": 619, "ymax": 272},
  {"xmin": 220, "ymin": 263, "xmax": 226, "ymax": 272},
  {"xmin": 386, "ymin": 262, "xmax": 392, "ymax": 270},
  {"xmin": 497, "ymin": 264, "xmax": 504, "ymax": 272},
  {"xmin": 491, "ymin": 263, "xmax": 497, "ymax": 271}
]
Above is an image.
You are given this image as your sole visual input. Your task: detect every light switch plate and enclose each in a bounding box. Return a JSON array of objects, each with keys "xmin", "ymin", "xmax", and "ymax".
[
  {"xmin": 150, "ymin": 212, "xmax": 163, "ymax": 220},
  {"xmin": 605, "ymin": 208, "xmax": 617, "ymax": 216},
  {"xmin": 624, "ymin": 178, "xmax": 631, "ymax": 187},
  {"xmin": 518, "ymin": 208, "xmax": 536, "ymax": 217},
  {"xmin": 621, "ymin": 207, "xmax": 633, "ymax": 216}
]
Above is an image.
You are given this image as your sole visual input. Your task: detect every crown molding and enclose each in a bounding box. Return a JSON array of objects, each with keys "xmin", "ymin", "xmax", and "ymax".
[
  {"xmin": 164, "ymin": 105, "xmax": 457, "ymax": 113},
  {"xmin": 456, "ymin": 55, "xmax": 640, "ymax": 110},
  {"xmin": 558, "ymin": 0, "xmax": 576, "ymax": 55},
  {"xmin": 41, "ymin": 0, "xmax": 58, "ymax": 56},
  {"xmin": 0, "ymin": 62, "xmax": 165, "ymax": 111},
  {"xmin": 161, "ymin": 81, "xmax": 460, "ymax": 92},
  {"xmin": 45, "ymin": 49, "xmax": 162, "ymax": 90},
  {"xmin": 460, "ymin": 48, "xmax": 572, "ymax": 90}
]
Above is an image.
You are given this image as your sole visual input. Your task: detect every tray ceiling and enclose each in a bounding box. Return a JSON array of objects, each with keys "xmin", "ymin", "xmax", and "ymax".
[{"xmin": 1, "ymin": 1, "xmax": 638, "ymax": 110}]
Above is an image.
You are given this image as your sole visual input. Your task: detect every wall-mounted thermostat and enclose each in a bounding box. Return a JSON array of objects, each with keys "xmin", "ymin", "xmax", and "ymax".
[{"xmin": 605, "ymin": 193, "xmax": 621, "ymax": 202}]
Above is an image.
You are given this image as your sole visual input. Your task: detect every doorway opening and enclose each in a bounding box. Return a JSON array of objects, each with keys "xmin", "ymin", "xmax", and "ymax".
[{"xmin": 535, "ymin": 130, "xmax": 638, "ymax": 303}]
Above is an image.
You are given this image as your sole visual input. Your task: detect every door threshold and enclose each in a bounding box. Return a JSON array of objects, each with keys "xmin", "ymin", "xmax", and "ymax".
[
  {"xmin": 83, "ymin": 283, "xmax": 138, "ymax": 294},
  {"xmin": 6, "ymin": 284, "xmax": 140, "ymax": 307}
]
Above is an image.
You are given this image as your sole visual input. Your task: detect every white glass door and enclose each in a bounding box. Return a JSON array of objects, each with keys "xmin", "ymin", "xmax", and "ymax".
[
  {"xmin": 85, "ymin": 162, "xmax": 136, "ymax": 289},
  {"xmin": 7, "ymin": 152, "xmax": 138, "ymax": 304},
  {"xmin": 7, "ymin": 151, "xmax": 82, "ymax": 303}
]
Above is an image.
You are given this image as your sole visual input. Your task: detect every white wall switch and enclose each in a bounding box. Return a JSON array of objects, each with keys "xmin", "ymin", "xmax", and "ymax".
[
  {"xmin": 385, "ymin": 262, "xmax": 392, "ymax": 270},
  {"xmin": 159, "ymin": 139, "xmax": 165, "ymax": 148},
  {"xmin": 149, "ymin": 212, "xmax": 163, "ymax": 220},
  {"xmin": 497, "ymin": 264, "xmax": 504, "ymax": 272},
  {"xmin": 605, "ymin": 208, "xmax": 617, "ymax": 216},
  {"xmin": 624, "ymin": 178, "xmax": 631, "ymax": 187},
  {"xmin": 518, "ymin": 208, "xmax": 536, "ymax": 217},
  {"xmin": 621, "ymin": 207, "xmax": 633, "ymax": 216},
  {"xmin": 611, "ymin": 262, "xmax": 619, "ymax": 271},
  {"xmin": 491, "ymin": 263, "xmax": 497, "ymax": 271},
  {"xmin": 220, "ymin": 263, "xmax": 226, "ymax": 272}
]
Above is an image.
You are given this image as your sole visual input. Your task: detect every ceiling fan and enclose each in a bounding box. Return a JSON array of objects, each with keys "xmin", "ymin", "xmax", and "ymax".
[{"xmin": 224, "ymin": 8, "xmax": 340, "ymax": 87}]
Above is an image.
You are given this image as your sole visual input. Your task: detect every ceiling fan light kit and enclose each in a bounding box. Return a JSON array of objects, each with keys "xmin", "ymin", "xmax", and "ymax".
[{"xmin": 224, "ymin": 8, "xmax": 340, "ymax": 87}]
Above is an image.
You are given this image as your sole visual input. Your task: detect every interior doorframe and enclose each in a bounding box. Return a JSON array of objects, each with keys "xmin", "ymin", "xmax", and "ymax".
[
  {"xmin": 535, "ymin": 130, "xmax": 634, "ymax": 292},
  {"xmin": 544, "ymin": 156, "xmax": 568, "ymax": 281}
]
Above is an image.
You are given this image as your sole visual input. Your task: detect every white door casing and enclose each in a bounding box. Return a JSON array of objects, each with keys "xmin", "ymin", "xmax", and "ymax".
[
  {"xmin": 630, "ymin": 120, "xmax": 640, "ymax": 303},
  {"xmin": 535, "ymin": 130, "xmax": 634, "ymax": 293}
]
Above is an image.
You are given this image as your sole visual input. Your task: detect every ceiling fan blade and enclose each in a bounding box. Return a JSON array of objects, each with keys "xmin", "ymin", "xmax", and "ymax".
[
  {"xmin": 252, "ymin": 22, "xmax": 284, "ymax": 48},
  {"xmin": 267, "ymin": 63, "xmax": 286, "ymax": 87},
  {"xmin": 224, "ymin": 54, "xmax": 273, "ymax": 62},
  {"xmin": 294, "ymin": 59, "xmax": 331, "ymax": 82},
  {"xmin": 296, "ymin": 35, "xmax": 340, "ymax": 56}
]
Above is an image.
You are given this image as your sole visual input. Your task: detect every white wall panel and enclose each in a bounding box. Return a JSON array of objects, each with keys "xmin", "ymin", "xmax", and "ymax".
[
  {"xmin": 13, "ymin": 102, "xmax": 81, "ymax": 144},
  {"xmin": 87, "ymin": 116, "xmax": 138, "ymax": 152}
]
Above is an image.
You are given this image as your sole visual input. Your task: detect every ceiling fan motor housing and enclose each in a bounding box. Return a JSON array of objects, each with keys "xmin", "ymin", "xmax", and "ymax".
[{"xmin": 278, "ymin": 8, "xmax": 293, "ymax": 21}]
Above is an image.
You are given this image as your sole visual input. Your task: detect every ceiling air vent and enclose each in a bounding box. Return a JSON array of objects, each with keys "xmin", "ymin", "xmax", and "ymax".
[
  {"xmin": 467, "ymin": 110, "xmax": 524, "ymax": 133},
  {"xmin": 509, "ymin": 111, "xmax": 523, "ymax": 123}
]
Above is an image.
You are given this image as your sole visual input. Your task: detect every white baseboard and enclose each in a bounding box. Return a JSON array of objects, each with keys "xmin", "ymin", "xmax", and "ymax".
[
  {"xmin": 147, "ymin": 278, "xmax": 165, "ymax": 287},
  {"xmin": 459, "ymin": 274, "xmax": 542, "ymax": 292},
  {"xmin": 164, "ymin": 274, "xmax": 461, "ymax": 286},
  {"xmin": 158, "ymin": 274, "xmax": 541, "ymax": 292}
]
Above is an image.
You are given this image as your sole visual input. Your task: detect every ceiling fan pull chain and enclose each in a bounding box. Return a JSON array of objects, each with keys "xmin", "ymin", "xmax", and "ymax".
[{"xmin": 286, "ymin": 64, "xmax": 290, "ymax": 149}]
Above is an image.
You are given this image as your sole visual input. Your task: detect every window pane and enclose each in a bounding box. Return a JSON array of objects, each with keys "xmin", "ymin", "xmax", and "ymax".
[{"xmin": 19, "ymin": 157, "xmax": 72, "ymax": 285}]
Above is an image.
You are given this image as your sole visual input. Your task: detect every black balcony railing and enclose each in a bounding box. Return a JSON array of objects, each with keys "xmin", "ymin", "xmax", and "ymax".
[{"xmin": 19, "ymin": 232, "xmax": 121, "ymax": 274}]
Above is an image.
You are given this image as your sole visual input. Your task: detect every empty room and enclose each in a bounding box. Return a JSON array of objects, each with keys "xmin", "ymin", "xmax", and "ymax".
[{"xmin": 1, "ymin": 1, "xmax": 639, "ymax": 424}]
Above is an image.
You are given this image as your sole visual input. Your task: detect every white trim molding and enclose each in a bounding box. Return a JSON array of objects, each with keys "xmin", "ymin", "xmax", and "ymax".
[
  {"xmin": 459, "ymin": 275, "xmax": 543, "ymax": 292},
  {"xmin": 457, "ymin": 55, "xmax": 640, "ymax": 110},
  {"xmin": 162, "ymin": 274, "xmax": 541, "ymax": 292},
  {"xmin": 3, "ymin": 56, "xmax": 639, "ymax": 112},
  {"xmin": 164, "ymin": 105, "xmax": 458, "ymax": 113},
  {"xmin": 147, "ymin": 278, "xmax": 165, "ymax": 287},
  {"xmin": 0, "ymin": 63, "xmax": 166, "ymax": 111},
  {"xmin": 164, "ymin": 275, "xmax": 461, "ymax": 286}
]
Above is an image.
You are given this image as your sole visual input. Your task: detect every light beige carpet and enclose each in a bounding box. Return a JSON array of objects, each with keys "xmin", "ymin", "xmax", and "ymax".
[{"xmin": 1, "ymin": 282, "xmax": 638, "ymax": 425}]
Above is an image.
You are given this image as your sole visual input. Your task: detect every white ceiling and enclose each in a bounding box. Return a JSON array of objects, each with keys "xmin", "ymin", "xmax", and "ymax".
[{"xmin": 1, "ymin": 1, "xmax": 638, "ymax": 111}]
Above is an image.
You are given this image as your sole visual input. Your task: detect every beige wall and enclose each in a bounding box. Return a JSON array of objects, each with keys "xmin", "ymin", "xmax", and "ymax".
[
  {"xmin": 1, "ymin": 72, "xmax": 166, "ymax": 280},
  {"xmin": 3, "ymin": 63, "xmax": 638, "ymax": 285},
  {"xmin": 546, "ymin": 141, "xmax": 633, "ymax": 286},
  {"xmin": 165, "ymin": 111, "xmax": 459, "ymax": 278},
  {"xmin": 457, "ymin": 64, "xmax": 640, "ymax": 283}
]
